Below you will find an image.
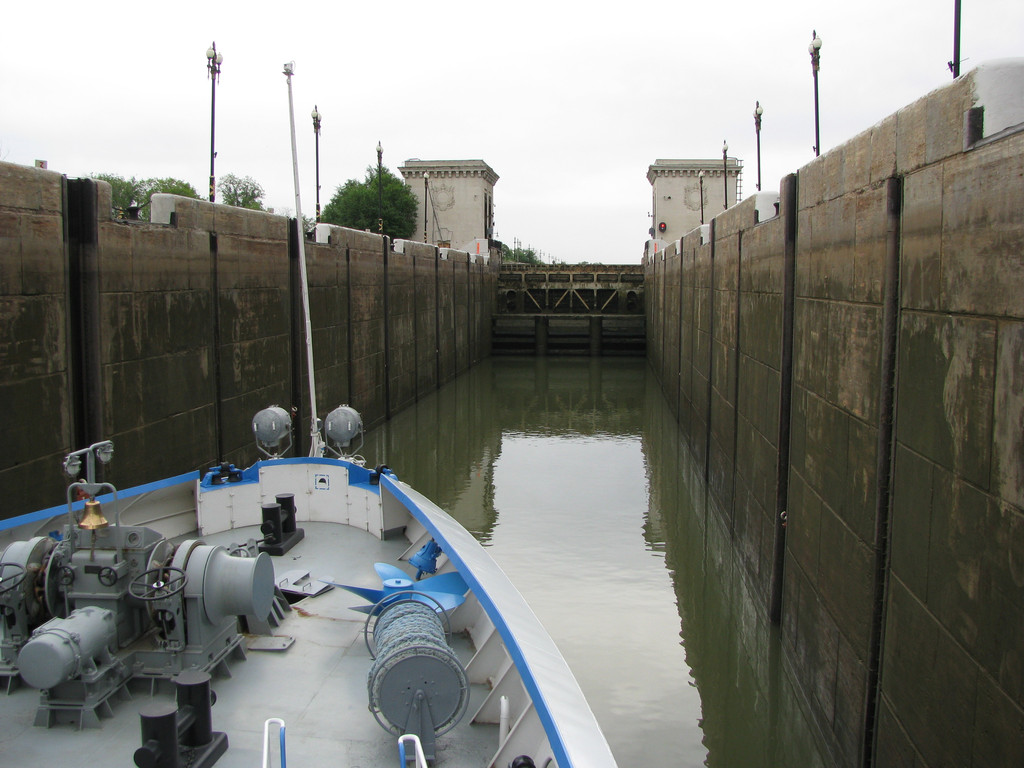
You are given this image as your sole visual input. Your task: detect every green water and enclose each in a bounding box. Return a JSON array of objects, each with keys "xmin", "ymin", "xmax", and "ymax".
[{"xmin": 363, "ymin": 357, "xmax": 827, "ymax": 768}]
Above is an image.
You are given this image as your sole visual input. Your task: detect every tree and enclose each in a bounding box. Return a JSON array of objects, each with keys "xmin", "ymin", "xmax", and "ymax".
[
  {"xmin": 277, "ymin": 207, "xmax": 316, "ymax": 236},
  {"xmin": 149, "ymin": 177, "xmax": 201, "ymax": 200},
  {"xmin": 91, "ymin": 173, "xmax": 200, "ymax": 221},
  {"xmin": 321, "ymin": 166, "xmax": 418, "ymax": 240},
  {"xmin": 218, "ymin": 173, "xmax": 265, "ymax": 210},
  {"xmin": 501, "ymin": 244, "xmax": 543, "ymax": 265}
]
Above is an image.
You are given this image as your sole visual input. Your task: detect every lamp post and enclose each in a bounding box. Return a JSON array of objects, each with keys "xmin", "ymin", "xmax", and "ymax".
[
  {"xmin": 809, "ymin": 30, "xmax": 822, "ymax": 157},
  {"xmin": 722, "ymin": 140, "xmax": 729, "ymax": 210},
  {"xmin": 423, "ymin": 172, "xmax": 429, "ymax": 243},
  {"xmin": 950, "ymin": 0, "xmax": 962, "ymax": 77},
  {"xmin": 376, "ymin": 142, "xmax": 384, "ymax": 235},
  {"xmin": 206, "ymin": 42, "xmax": 223, "ymax": 202},
  {"xmin": 311, "ymin": 106, "xmax": 322, "ymax": 222},
  {"xmin": 698, "ymin": 170, "xmax": 705, "ymax": 224},
  {"xmin": 754, "ymin": 101, "xmax": 763, "ymax": 192}
]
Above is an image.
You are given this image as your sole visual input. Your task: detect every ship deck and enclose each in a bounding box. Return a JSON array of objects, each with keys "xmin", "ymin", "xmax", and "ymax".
[{"xmin": 0, "ymin": 521, "xmax": 499, "ymax": 768}]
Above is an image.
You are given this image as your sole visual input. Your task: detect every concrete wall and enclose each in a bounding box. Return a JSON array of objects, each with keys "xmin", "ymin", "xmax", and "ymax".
[
  {"xmin": 0, "ymin": 166, "xmax": 497, "ymax": 516},
  {"xmin": 644, "ymin": 61, "xmax": 1024, "ymax": 768},
  {"xmin": 0, "ymin": 164, "xmax": 71, "ymax": 516}
]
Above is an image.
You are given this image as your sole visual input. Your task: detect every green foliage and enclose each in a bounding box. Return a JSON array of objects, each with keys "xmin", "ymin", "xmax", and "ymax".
[
  {"xmin": 501, "ymin": 244, "xmax": 543, "ymax": 265},
  {"xmin": 149, "ymin": 177, "xmax": 200, "ymax": 199},
  {"xmin": 218, "ymin": 173, "xmax": 265, "ymax": 210},
  {"xmin": 92, "ymin": 173, "xmax": 200, "ymax": 221},
  {"xmin": 321, "ymin": 166, "xmax": 418, "ymax": 240}
]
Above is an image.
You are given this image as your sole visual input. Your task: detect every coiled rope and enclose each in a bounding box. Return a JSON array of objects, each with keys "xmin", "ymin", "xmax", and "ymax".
[{"xmin": 366, "ymin": 599, "xmax": 469, "ymax": 736}]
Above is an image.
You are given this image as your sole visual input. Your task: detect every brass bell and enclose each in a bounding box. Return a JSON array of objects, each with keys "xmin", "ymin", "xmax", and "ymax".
[{"xmin": 79, "ymin": 499, "xmax": 109, "ymax": 530}]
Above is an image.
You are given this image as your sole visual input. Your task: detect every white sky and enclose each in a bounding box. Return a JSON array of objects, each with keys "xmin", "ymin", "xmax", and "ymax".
[{"xmin": 2, "ymin": 1, "xmax": 1021, "ymax": 263}]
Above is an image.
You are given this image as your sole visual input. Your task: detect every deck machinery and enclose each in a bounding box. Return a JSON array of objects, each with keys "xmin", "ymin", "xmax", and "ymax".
[{"xmin": 0, "ymin": 441, "xmax": 273, "ymax": 729}]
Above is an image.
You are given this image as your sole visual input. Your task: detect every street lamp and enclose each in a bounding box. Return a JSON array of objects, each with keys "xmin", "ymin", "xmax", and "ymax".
[
  {"xmin": 722, "ymin": 140, "xmax": 729, "ymax": 210},
  {"xmin": 376, "ymin": 142, "xmax": 383, "ymax": 235},
  {"xmin": 423, "ymin": 172, "xmax": 429, "ymax": 243},
  {"xmin": 949, "ymin": 0, "xmax": 962, "ymax": 77},
  {"xmin": 753, "ymin": 101, "xmax": 763, "ymax": 192},
  {"xmin": 311, "ymin": 106, "xmax": 322, "ymax": 222},
  {"xmin": 206, "ymin": 42, "xmax": 223, "ymax": 202},
  {"xmin": 698, "ymin": 170, "xmax": 705, "ymax": 224},
  {"xmin": 809, "ymin": 30, "xmax": 822, "ymax": 157}
]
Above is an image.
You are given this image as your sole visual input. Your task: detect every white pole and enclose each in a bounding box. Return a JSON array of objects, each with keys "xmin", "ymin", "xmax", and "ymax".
[{"xmin": 283, "ymin": 62, "xmax": 324, "ymax": 457}]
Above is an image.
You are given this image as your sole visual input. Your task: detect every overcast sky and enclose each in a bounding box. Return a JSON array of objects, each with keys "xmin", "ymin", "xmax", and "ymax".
[{"xmin": 3, "ymin": 1, "xmax": 1021, "ymax": 263}]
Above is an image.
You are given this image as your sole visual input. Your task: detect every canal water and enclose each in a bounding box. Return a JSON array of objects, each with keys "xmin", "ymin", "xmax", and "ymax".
[{"xmin": 363, "ymin": 357, "xmax": 828, "ymax": 767}]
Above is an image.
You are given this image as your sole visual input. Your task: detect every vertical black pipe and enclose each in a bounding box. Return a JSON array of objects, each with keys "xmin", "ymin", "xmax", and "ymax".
[
  {"xmin": 63, "ymin": 178, "xmax": 86, "ymax": 450},
  {"xmin": 677, "ymin": 244, "xmax": 686, "ymax": 417},
  {"xmin": 345, "ymin": 246, "xmax": 353, "ymax": 404},
  {"xmin": 61, "ymin": 177, "xmax": 80, "ymax": 450},
  {"xmin": 769, "ymin": 173, "xmax": 799, "ymax": 624},
  {"xmin": 382, "ymin": 235, "xmax": 391, "ymax": 419},
  {"xmin": 451, "ymin": 256, "xmax": 458, "ymax": 375},
  {"xmin": 704, "ymin": 219, "xmax": 716, "ymax": 483},
  {"xmin": 313, "ymin": 108, "xmax": 321, "ymax": 222},
  {"xmin": 209, "ymin": 73, "xmax": 217, "ymax": 202},
  {"xmin": 66, "ymin": 179, "xmax": 103, "ymax": 450},
  {"xmin": 862, "ymin": 176, "xmax": 903, "ymax": 767},
  {"xmin": 434, "ymin": 249, "xmax": 441, "ymax": 388},
  {"xmin": 468, "ymin": 258, "xmax": 474, "ymax": 366},
  {"xmin": 813, "ymin": 70, "xmax": 821, "ymax": 157},
  {"xmin": 730, "ymin": 230, "xmax": 743, "ymax": 533},
  {"xmin": 952, "ymin": 0, "xmax": 962, "ymax": 78},
  {"xmin": 723, "ymin": 147, "xmax": 729, "ymax": 210},
  {"xmin": 413, "ymin": 251, "xmax": 420, "ymax": 400},
  {"xmin": 209, "ymin": 231, "xmax": 224, "ymax": 462},
  {"xmin": 663, "ymin": 250, "xmax": 671, "ymax": 382},
  {"xmin": 287, "ymin": 219, "xmax": 305, "ymax": 457}
]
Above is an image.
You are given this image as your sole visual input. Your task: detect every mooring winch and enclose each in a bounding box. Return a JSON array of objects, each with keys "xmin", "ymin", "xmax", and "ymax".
[{"xmin": 0, "ymin": 441, "xmax": 274, "ymax": 728}]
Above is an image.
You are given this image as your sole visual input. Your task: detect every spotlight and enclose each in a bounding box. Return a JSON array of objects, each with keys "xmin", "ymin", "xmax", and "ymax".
[
  {"xmin": 253, "ymin": 406, "xmax": 293, "ymax": 458},
  {"xmin": 325, "ymin": 405, "xmax": 364, "ymax": 458}
]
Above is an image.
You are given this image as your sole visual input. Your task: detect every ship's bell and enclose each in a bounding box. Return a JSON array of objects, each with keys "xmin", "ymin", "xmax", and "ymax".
[{"xmin": 79, "ymin": 499, "xmax": 109, "ymax": 530}]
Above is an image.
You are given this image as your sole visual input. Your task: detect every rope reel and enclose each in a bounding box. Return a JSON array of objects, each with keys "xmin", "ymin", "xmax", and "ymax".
[{"xmin": 365, "ymin": 597, "xmax": 469, "ymax": 759}]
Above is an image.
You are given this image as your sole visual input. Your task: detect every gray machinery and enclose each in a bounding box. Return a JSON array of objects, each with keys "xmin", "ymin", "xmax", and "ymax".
[
  {"xmin": 0, "ymin": 441, "xmax": 274, "ymax": 728},
  {"xmin": 0, "ymin": 536, "xmax": 63, "ymax": 693}
]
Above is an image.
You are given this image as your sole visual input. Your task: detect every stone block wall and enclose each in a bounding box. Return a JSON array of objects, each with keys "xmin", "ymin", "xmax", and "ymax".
[
  {"xmin": 878, "ymin": 96, "xmax": 1024, "ymax": 768},
  {"xmin": 0, "ymin": 163, "xmax": 71, "ymax": 514},
  {"xmin": 644, "ymin": 61, "xmax": 1024, "ymax": 768},
  {"xmin": 0, "ymin": 170, "xmax": 497, "ymax": 515}
]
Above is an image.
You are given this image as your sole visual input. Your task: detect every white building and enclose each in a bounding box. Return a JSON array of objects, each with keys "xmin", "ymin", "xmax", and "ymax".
[
  {"xmin": 398, "ymin": 159, "xmax": 499, "ymax": 249},
  {"xmin": 647, "ymin": 158, "xmax": 743, "ymax": 243}
]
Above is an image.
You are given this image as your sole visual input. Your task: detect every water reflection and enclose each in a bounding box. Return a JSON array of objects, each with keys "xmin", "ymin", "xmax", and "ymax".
[{"xmin": 364, "ymin": 357, "xmax": 826, "ymax": 767}]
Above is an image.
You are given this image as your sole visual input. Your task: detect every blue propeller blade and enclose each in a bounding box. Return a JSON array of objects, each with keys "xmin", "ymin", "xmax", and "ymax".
[
  {"xmin": 345, "ymin": 589, "xmax": 465, "ymax": 614},
  {"xmin": 374, "ymin": 562, "xmax": 408, "ymax": 583},
  {"xmin": 330, "ymin": 562, "xmax": 468, "ymax": 614},
  {"xmin": 416, "ymin": 571, "xmax": 468, "ymax": 596}
]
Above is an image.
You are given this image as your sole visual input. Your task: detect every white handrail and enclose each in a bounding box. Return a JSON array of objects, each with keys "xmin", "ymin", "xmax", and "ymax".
[
  {"xmin": 397, "ymin": 733, "xmax": 429, "ymax": 768},
  {"xmin": 263, "ymin": 718, "xmax": 287, "ymax": 768}
]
